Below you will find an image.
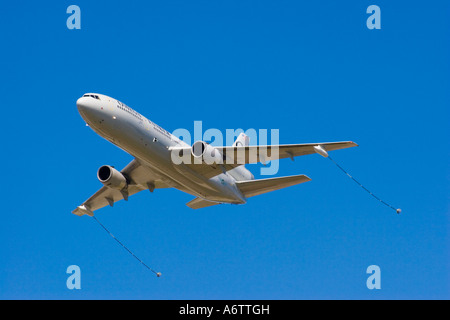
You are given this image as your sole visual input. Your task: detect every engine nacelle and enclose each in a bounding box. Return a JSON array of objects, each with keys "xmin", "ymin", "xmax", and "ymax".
[
  {"xmin": 97, "ymin": 165, "xmax": 127, "ymax": 190},
  {"xmin": 191, "ymin": 141, "xmax": 223, "ymax": 165}
]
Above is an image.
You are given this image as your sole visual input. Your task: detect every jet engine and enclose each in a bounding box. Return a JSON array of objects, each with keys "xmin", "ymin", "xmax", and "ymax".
[
  {"xmin": 97, "ymin": 165, "xmax": 127, "ymax": 190},
  {"xmin": 191, "ymin": 141, "xmax": 223, "ymax": 165}
]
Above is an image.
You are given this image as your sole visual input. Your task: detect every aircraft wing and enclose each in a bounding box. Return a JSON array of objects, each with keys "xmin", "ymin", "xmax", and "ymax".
[
  {"xmin": 169, "ymin": 141, "xmax": 357, "ymax": 178},
  {"xmin": 217, "ymin": 141, "xmax": 358, "ymax": 164},
  {"xmin": 72, "ymin": 159, "xmax": 170, "ymax": 216}
]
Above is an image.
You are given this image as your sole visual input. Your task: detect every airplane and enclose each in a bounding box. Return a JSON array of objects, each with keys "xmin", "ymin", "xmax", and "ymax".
[{"xmin": 72, "ymin": 93, "xmax": 357, "ymax": 216}]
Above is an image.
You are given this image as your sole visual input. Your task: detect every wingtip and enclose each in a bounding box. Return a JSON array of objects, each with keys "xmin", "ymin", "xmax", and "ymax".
[{"xmin": 72, "ymin": 205, "xmax": 94, "ymax": 217}]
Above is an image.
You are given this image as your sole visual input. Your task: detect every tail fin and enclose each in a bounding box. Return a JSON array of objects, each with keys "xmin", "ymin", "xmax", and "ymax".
[
  {"xmin": 232, "ymin": 133, "xmax": 249, "ymax": 147},
  {"xmin": 229, "ymin": 132, "xmax": 253, "ymax": 181},
  {"xmin": 235, "ymin": 174, "xmax": 311, "ymax": 198}
]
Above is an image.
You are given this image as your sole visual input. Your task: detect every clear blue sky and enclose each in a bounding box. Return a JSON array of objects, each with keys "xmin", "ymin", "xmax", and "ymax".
[{"xmin": 0, "ymin": 1, "xmax": 448, "ymax": 299}]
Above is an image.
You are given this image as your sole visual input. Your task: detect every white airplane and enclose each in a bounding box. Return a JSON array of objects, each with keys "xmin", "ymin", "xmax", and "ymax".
[{"xmin": 72, "ymin": 93, "xmax": 357, "ymax": 216}]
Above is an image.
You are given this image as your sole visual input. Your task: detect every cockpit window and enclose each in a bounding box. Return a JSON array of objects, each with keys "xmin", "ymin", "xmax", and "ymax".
[{"xmin": 83, "ymin": 94, "xmax": 100, "ymax": 100}]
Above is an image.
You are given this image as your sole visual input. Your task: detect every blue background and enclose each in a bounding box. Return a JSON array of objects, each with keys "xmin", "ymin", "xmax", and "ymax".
[{"xmin": 0, "ymin": 0, "xmax": 448, "ymax": 299}]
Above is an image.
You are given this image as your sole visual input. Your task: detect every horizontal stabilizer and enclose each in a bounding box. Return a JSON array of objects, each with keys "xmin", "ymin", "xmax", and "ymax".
[
  {"xmin": 186, "ymin": 197, "xmax": 221, "ymax": 209},
  {"xmin": 236, "ymin": 174, "xmax": 311, "ymax": 198}
]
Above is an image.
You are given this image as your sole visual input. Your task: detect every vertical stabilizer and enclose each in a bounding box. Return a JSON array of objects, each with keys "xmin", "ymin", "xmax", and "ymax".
[
  {"xmin": 228, "ymin": 132, "xmax": 254, "ymax": 181},
  {"xmin": 232, "ymin": 133, "xmax": 250, "ymax": 147}
]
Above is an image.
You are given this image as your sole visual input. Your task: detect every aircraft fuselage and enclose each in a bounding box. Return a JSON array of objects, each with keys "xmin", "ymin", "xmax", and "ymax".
[{"xmin": 76, "ymin": 93, "xmax": 247, "ymax": 204}]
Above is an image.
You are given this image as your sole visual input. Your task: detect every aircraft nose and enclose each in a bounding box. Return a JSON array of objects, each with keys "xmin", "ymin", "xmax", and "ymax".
[
  {"xmin": 76, "ymin": 95, "xmax": 105, "ymax": 124},
  {"xmin": 76, "ymin": 96, "xmax": 95, "ymax": 114}
]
